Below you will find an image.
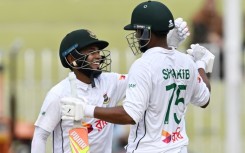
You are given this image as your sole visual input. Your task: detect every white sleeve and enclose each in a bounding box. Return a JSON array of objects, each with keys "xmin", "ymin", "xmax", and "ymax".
[
  {"xmin": 190, "ymin": 69, "xmax": 210, "ymax": 107},
  {"xmin": 31, "ymin": 126, "xmax": 50, "ymax": 153},
  {"xmin": 35, "ymin": 91, "xmax": 61, "ymax": 132},
  {"xmin": 123, "ymin": 61, "xmax": 152, "ymax": 124}
]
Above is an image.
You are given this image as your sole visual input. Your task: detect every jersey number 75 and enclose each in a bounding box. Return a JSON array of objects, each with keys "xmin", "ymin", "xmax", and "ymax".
[{"xmin": 164, "ymin": 83, "xmax": 186, "ymax": 124}]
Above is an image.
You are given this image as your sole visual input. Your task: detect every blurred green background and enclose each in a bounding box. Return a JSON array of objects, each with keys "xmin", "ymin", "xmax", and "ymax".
[{"xmin": 0, "ymin": 0, "xmax": 228, "ymax": 53}]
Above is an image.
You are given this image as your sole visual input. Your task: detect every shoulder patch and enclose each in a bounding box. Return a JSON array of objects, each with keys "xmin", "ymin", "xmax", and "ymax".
[{"xmin": 119, "ymin": 75, "xmax": 126, "ymax": 80}]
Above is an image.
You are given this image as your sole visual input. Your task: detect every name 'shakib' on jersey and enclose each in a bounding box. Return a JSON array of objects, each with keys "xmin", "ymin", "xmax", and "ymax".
[
  {"xmin": 162, "ymin": 69, "xmax": 190, "ymax": 80},
  {"xmin": 123, "ymin": 47, "xmax": 210, "ymax": 153}
]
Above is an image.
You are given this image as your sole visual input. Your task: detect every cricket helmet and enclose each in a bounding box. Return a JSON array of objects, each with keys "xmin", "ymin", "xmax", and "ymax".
[
  {"xmin": 124, "ymin": 1, "xmax": 175, "ymax": 32},
  {"xmin": 59, "ymin": 29, "xmax": 111, "ymax": 86},
  {"xmin": 59, "ymin": 29, "xmax": 110, "ymax": 68},
  {"xmin": 124, "ymin": 1, "xmax": 175, "ymax": 55}
]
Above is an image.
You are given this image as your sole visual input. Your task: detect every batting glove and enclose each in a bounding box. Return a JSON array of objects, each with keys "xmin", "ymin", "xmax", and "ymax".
[
  {"xmin": 187, "ymin": 44, "xmax": 215, "ymax": 73},
  {"xmin": 167, "ymin": 18, "xmax": 190, "ymax": 48},
  {"xmin": 61, "ymin": 97, "xmax": 96, "ymax": 121}
]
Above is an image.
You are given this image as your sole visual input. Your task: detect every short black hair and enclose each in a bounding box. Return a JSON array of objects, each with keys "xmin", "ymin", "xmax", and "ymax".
[{"xmin": 151, "ymin": 30, "xmax": 168, "ymax": 38}]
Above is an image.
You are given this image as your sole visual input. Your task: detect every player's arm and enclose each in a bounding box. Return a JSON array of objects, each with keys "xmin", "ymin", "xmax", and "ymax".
[
  {"xmin": 198, "ymin": 68, "xmax": 210, "ymax": 108},
  {"xmin": 61, "ymin": 97, "xmax": 135, "ymax": 125},
  {"xmin": 187, "ymin": 44, "xmax": 214, "ymax": 108},
  {"xmin": 61, "ymin": 62, "xmax": 149, "ymax": 125},
  {"xmin": 31, "ymin": 126, "xmax": 50, "ymax": 153},
  {"xmin": 94, "ymin": 106, "xmax": 135, "ymax": 124},
  {"xmin": 198, "ymin": 68, "xmax": 211, "ymax": 92}
]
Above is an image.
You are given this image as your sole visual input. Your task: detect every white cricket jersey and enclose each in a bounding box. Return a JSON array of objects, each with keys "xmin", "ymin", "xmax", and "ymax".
[
  {"xmin": 35, "ymin": 72, "xmax": 127, "ymax": 153},
  {"xmin": 123, "ymin": 47, "xmax": 210, "ymax": 153}
]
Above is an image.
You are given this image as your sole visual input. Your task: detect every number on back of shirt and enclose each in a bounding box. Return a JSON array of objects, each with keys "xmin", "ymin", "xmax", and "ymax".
[{"xmin": 164, "ymin": 83, "xmax": 186, "ymax": 124}]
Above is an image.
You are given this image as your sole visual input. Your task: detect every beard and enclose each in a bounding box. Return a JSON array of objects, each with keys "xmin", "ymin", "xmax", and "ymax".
[
  {"xmin": 78, "ymin": 67, "xmax": 102, "ymax": 79},
  {"xmin": 74, "ymin": 57, "xmax": 102, "ymax": 79},
  {"xmin": 139, "ymin": 40, "xmax": 149, "ymax": 53}
]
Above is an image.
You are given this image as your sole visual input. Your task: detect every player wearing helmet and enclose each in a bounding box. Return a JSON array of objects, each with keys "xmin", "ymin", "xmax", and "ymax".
[
  {"xmin": 124, "ymin": 0, "xmax": 175, "ymax": 55},
  {"xmin": 61, "ymin": 1, "xmax": 214, "ymax": 153},
  {"xmin": 59, "ymin": 29, "xmax": 112, "ymax": 87},
  {"xmin": 31, "ymin": 29, "xmax": 128, "ymax": 153},
  {"xmin": 32, "ymin": 25, "xmax": 190, "ymax": 153}
]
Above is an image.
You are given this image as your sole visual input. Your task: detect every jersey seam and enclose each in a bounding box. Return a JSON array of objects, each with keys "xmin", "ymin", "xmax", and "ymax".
[
  {"xmin": 60, "ymin": 119, "xmax": 64, "ymax": 153},
  {"xmin": 132, "ymin": 111, "xmax": 147, "ymax": 152},
  {"xmin": 52, "ymin": 131, "xmax": 54, "ymax": 153},
  {"xmin": 125, "ymin": 122, "xmax": 139, "ymax": 152}
]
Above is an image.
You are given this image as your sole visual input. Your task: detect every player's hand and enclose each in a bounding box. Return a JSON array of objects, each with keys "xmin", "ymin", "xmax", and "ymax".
[
  {"xmin": 167, "ymin": 18, "xmax": 190, "ymax": 48},
  {"xmin": 61, "ymin": 97, "xmax": 92, "ymax": 121},
  {"xmin": 187, "ymin": 44, "xmax": 215, "ymax": 73}
]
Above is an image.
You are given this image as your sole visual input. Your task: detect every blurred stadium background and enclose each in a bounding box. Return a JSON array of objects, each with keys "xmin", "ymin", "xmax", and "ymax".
[{"xmin": 0, "ymin": 0, "xmax": 244, "ymax": 153}]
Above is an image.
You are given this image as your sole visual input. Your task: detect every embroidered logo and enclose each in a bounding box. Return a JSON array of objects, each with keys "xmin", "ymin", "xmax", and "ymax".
[
  {"xmin": 129, "ymin": 83, "xmax": 136, "ymax": 88},
  {"xmin": 86, "ymin": 29, "xmax": 97, "ymax": 39},
  {"xmin": 168, "ymin": 20, "xmax": 174, "ymax": 28},
  {"xmin": 103, "ymin": 93, "xmax": 111, "ymax": 104}
]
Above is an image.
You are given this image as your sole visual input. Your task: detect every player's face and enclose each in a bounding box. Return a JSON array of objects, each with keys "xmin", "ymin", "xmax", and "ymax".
[
  {"xmin": 80, "ymin": 46, "xmax": 101, "ymax": 70},
  {"xmin": 125, "ymin": 28, "xmax": 151, "ymax": 55},
  {"xmin": 136, "ymin": 29, "xmax": 151, "ymax": 53}
]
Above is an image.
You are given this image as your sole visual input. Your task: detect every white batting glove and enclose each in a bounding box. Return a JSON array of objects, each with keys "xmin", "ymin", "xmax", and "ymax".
[
  {"xmin": 61, "ymin": 97, "xmax": 96, "ymax": 121},
  {"xmin": 187, "ymin": 44, "xmax": 215, "ymax": 73},
  {"xmin": 167, "ymin": 18, "xmax": 190, "ymax": 48}
]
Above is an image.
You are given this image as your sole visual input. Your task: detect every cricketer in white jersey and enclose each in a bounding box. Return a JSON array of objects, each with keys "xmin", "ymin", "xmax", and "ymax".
[
  {"xmin": 60, "ymin": 44, "xmax": 212, "ymax": 153},
  {"xmin": 33, "ymin": 14, "xmax": 190, "ymax": 152},
  {"xmin": 123, "ymin": 47, "xmax": 209, "ymax": 153},
  {"xmin": 60, "ymin": 1, "xmax": 212, "ymax": 153},
  {"xmin": 33, "ymin": 72, "xmax": 127, "ymax": 153}
]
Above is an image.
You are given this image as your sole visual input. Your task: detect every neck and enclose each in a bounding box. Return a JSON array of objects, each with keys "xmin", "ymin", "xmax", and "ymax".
[
  {"xmin": 73, "ymin": 70, "xmax": 91, "ymax": 84},
  {"xmin": 151, "ymin": 40, "xmax": 170, "ymax": 50},
  {"xmin": 149, "ymin": 35, "xmax": 171, "ymax": 50}
]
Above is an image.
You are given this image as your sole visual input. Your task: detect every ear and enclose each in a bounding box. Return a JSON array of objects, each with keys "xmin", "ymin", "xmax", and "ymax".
[
  {"xmin": 66, "ymin": 54, "xmax": 73, "ymax": 63},
  {"xmin": 66, "ymin": 54, "xmax": 77, "ymax": 67}
]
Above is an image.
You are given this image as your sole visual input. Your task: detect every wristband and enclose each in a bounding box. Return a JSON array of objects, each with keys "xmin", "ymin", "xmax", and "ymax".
[
  {"xmin": 84, "ymin": 104, "xmax": 96, "ymax": 118},
  {"xmin": 196, "ymin": 60, "xmax": 206, "ymax": 71}
]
